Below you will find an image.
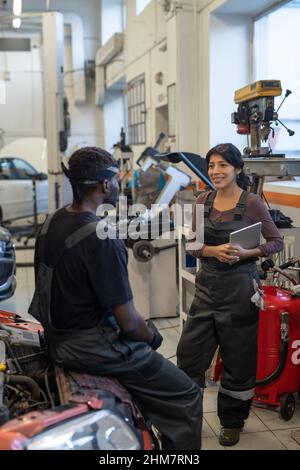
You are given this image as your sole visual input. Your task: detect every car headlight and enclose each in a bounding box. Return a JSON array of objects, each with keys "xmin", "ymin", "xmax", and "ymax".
[
  {"xmin": 0, "ymin": 241, "xmax": 6, "ymax": 256},
  {"xmin": 23, "ymin": 410, "xmax": 141, "ymax": 450}
]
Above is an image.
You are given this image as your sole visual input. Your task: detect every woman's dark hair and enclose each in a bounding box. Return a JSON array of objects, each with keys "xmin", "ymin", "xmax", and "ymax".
[
  {"xmin": 66, "ymin": 146, "xmax": 117, "ymax": 203},
  {"xmin": 206, "ymin": 143, "xmax": 250, "ymax": 190}
]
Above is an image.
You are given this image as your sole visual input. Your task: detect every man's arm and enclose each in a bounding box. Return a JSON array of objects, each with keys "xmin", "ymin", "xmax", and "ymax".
[
  {"xmin": 113, "ymin": 300, "xmax": 154, "ymax": 344},
  {"xmin": 89, "ymin": 239, "xmax": 162, "ymax": 348}
]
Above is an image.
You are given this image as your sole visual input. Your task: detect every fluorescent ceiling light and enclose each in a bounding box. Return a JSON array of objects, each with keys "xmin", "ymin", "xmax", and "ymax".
[
  {"xmin": 12, "ymin": 17, "xmax": 21, "ymax": 28},
  {"xmin": 13, "ymin": 0, "xmax": 22, "ymax": 16}
]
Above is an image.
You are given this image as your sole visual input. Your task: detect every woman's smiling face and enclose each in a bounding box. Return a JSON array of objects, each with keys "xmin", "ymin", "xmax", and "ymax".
[{"xmin": 208, "ymin": 154, "xmax": 240, "ymax": 190}]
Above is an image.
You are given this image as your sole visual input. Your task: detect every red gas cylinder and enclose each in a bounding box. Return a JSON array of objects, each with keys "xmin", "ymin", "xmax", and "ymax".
[{"xmin": 254, "ymin": 285, "xmax": 300, "ymax": 419}]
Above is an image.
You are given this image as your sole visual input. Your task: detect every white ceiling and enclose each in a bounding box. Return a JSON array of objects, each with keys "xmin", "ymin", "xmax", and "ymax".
[{"xmin": 214, "ymin": 0, "xmax": 292, "ymax": 16}]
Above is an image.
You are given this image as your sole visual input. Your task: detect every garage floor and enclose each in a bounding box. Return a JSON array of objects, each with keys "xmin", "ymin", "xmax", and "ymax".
[{"xmin": 1, "ymin": 243, "xmax": 300, "ymax": 451}]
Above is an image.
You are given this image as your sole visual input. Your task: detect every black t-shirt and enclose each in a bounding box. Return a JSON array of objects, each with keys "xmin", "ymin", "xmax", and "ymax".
[{"xmin": 34, "ymin": 208, "xmax": 133, "ymax": 330}]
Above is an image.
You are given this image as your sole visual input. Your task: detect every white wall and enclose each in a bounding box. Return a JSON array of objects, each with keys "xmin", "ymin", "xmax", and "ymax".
[
  {"xmin": 119, "ymin": 0, "xmax": 201, "ymax": 158},
  {"xmin": 104, "ymin": 91, "xmax": 125, "ymax": 152},
  {"xmin": 125, "ymin": 0, "xmax": 167, "ymax": 157},
  {"xmin": 0, "ymin": 29, "xmax": 44, "ymax": 144},
  {"xmin": 103, "ymin": 0, "xmax": 168, "ymax": 162},
  {"xmin": 125, "ymin": 0, "xmax": 158, "ymax": 66},
  {"xmin": 171, "ymin": 10, "xmax": 198, "ymax": 153},
  {"xmin": 1, "ymin": 0, "xmax": 101, "ymax": 44},
  {"xmin": 100, "ymin": 0, "xmax": 126, "ymax": 152},
  {"xmin": 1, "ymin": 0, "xmax": 287, "ymax": 160},
  {"xmin": 196, "ymin": 0, "xmax": 286, "ymax": 155},
  {"xmin": 101, "ymin": 0, "xmax": 124, "ymax": 45},
  {"xmin": 209, "ymin": 13, "xmax": 251, "ymax": 149},
  {"xmin": 0, "ymin": 0, "xmax": 103, "ymax": 153}
]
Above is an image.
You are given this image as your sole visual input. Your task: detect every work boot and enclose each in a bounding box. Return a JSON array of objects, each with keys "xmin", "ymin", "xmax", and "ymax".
[{"xmin": 219, "ymin": 427, "xmax": 243, "ymax": 446}]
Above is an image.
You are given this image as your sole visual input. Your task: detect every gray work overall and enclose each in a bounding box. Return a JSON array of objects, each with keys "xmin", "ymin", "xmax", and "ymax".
[
  {"xmin": 177, "ymin": 191, "xmax": 259, "ymax": 429},
  {"xmin": 30, "ymin": 213, "xmax": 202, "ymax": 450}
]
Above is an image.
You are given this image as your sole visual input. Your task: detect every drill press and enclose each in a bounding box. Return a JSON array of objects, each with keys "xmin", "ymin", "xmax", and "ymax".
[
  {"xmin": 231, "ymin": 79, "xmax": 293, "ymax": 158},
  {"xmin": 231, "ymin": 80, "xmax": 300, "ymax": 198}
]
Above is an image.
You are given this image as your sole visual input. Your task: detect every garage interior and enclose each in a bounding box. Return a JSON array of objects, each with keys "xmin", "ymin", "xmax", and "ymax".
[{"xmin": 1, "ymin": 0, "xmax": 300, "ymax": 452}]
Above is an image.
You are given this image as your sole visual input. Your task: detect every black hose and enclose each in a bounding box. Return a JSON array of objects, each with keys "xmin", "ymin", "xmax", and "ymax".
[
  {"xmin": 255, "ymin": 338, "xmax": 289, "ymax": 387},
  {"xmin": 5, "ymin": 375, "xmax": 41, "ymax": 402}
]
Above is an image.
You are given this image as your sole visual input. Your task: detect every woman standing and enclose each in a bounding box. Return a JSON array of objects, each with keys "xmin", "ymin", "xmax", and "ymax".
[{"xmin": 177, "ymin": 143, "xmax": 283, "ymax": 446}]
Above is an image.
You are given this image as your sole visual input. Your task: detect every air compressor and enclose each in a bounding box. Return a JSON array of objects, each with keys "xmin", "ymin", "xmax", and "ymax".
[
  {"xmin": 213, "ymin": 257, "xmax": 300, "ymax": 420},
  {"xmin": 254, "ymin": 258, "xmax": 300, "ymax": 420}
]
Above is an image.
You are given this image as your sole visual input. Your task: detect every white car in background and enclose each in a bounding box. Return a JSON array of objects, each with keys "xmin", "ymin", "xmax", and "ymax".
[
  {"xmin": 0, "ymin": 156, "xmax": 48, "ymax": 223},
  {"xmin": 0, "ymin": 225, "xmax": 16, "ymax": 300},
  {"xmin": 0, "ymin": 137, "xmax": 48, "ymax": 174}
]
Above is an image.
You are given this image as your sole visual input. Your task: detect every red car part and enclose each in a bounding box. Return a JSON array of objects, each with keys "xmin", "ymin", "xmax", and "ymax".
[
  {"xmin": 0, "ymin": 309, "xmax": 154, "ymax": 450},
  {"xmin": 0, "ymin": 405, "xmax": 89, "ymax": 450}
]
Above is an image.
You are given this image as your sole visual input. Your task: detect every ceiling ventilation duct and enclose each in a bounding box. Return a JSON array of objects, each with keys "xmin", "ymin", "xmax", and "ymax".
[{"xmin": 96, "ymin": 33, "xmax": 123, "ymax": 66}]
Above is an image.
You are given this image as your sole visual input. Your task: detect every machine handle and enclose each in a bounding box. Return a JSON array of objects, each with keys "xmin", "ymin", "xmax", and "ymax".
[
  {"xmin": 153, "ymin": 132, "xmax": 166, "ymax": 150},
  {"xmin": 261, "ymin": 257, "xmax": 299, "ymax": 271},
  {"xmin": 260, "ymin": 258, "xmax": 299, "ymax": 285},
  {"xmin": 279, "ymin": 258, "xmax": 299, "ymax": 270},
  {"xmin": 132, "ymin": 240, "xmax": 177, "ymax": 262}
]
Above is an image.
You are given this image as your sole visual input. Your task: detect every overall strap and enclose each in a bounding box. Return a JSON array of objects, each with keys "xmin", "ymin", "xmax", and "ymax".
[
  {"xmin": 233, "ymin": 190, "xmax": 248, "ymax": 221},
  {"xmin": 204, "ymin": 191, "xmax": 217, "ymax": 219},
  {"xmin": 65, "ymin": 221, "xmax": 98, "ymax": 249},
  {"xmin": 39, "ymin": 212, "xmax": 59, "ymax": 267},
  {"xmin": 40, "ymin": 212, "xmax": 56, "ymax": 237},
  {"xmin": 39, "ymin": 213, "xmax": 98, "ymax": 267},
  {"xmin": 32, "ymin": 214, "xmax": 99, "ymax": 335}
]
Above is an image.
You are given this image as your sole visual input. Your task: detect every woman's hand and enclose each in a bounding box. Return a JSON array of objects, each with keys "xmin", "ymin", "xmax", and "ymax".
[
  {"xmin": 230, "ymin": 244, "xmax": 263, "ymax": 261},
  {"xmin": 203, "ymin": 244, "xmax": 240, "ymax": 264},
  {"xmin": 202, "ymin": 243, "xmax": 263, "ymax": 264},
  {"xmin": 229, "ymin": 244, "xmax": 249, "ymax": 260},
  {"xmin": 214, "ymin": 244, "xmax": 241, "ymax": 264}
]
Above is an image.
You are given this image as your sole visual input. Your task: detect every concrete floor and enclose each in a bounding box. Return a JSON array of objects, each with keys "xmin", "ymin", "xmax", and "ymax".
[{"xmin": 1, "ymin": 241, "xmax": 300, "ymax": 451}]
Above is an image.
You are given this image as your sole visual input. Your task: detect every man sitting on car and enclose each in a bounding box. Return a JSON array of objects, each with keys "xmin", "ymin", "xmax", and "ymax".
[{"xmin": 29, "ymin": 146, "xmax": 202, "ymax": 450}]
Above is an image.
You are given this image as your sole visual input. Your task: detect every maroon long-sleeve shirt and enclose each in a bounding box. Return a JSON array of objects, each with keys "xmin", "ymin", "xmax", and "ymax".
[{"xmin": 191, "ymin": 191, "xmax": 284, "ymax": 258}]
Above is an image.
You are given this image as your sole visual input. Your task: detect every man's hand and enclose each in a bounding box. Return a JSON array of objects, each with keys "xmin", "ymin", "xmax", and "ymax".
[
  {"xmin": 113, "ymin": 300, "xmax": 155, "ymax": 345},
  {"xmin": 146, "ymin": 320, "xmax": 163, "ymax": 350}
]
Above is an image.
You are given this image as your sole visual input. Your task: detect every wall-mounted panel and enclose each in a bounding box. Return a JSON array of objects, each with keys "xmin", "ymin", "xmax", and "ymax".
[{"xmin": 0, "ymin": 38, "xmax": 31, "ymax": 51}]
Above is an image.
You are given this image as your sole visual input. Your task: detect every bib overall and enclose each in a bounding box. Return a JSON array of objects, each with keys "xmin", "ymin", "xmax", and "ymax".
[
  {"xmin": 29, "ymin": 213, "xmax": 202, "ymax": 450},
  {"xmin": 177, "ymin": 191, "xmax": 259, "ymax": 429}
]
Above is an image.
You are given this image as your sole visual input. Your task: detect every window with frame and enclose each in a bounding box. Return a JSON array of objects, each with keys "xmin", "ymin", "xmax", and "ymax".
[
  {"xmin": 101, "ymin": 0, "xmax": 125, "ymax": 45},
  {"xmin": 11, "ymin": 158, "xmax": 37, "ymax": 180},
  {"xmin": 0, "ymin": 159, "xmax": 13, "ymax": 180},
  {"xmin": 253, "ymin": 1, "xmax": 300, "ymax": 157},
  {"xmin": 127, "ymin": 75, "xmax": 146, "ymax": 145}
]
